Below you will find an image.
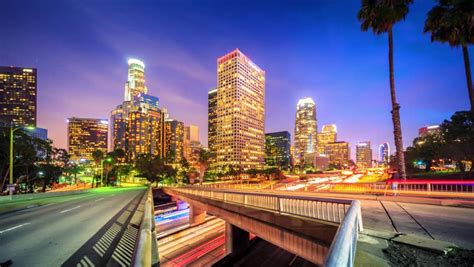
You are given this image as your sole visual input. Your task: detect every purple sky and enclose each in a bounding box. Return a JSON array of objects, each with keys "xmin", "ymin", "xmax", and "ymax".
[{"xmin": 1, "ymin": 0, "xmax": 471, "ymax": 160}]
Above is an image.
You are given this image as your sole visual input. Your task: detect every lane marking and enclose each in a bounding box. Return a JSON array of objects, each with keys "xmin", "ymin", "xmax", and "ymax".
[
  {"xmin": 60, "ymin": 205, "xmax": 81, "ymax": 214},
  {"xmin": 0, "ymin": 222, "xmax": 31, "ymax": 234},
  {"xmin": 95, "ymin": 198, "xmax": 105, "ymax": 202}
]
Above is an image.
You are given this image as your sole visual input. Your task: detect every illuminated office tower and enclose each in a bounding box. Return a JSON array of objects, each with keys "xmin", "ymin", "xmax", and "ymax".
[
  {"xmin": 184, "ymin": 125, "xmax": 201, "ymax": 167},
  {"xmin": 294, "ymin": 97, "xmax": 317, "ymax": 166},
  {"xmin": 124, "ymin": 59, "xmax": 147, "ymax": 101},
  {"xmin": 67, "ymin": 118, "xmax": 108, "ymax": 161},
  {"xmin": 324, "ymin": 141, "xmax": 350, "ymax": 166},
  {"xmin": 215, "ymin": 49, "xmax": 266, "ymax": 170},
  {"xmin": 356, "ymin": 141, "xmax": 373, "ymax": 169},
  {"xmin": 0, "ymin": 66, "xmax": 37, "ymax": 126},
  {"xmin": 379, "ymin": 142, "xmax": 390, "ymax": 165},
  {"xmin": 418, "ymin": 125, "xmax": 441, "ymax": 138},
  {"xmin": 164, "ymin": 119, "xmax": 184, "ymax": 163},
  {"xmin": 208, "ymin": 88, "xmax": 218, "ymax": 155},
  {"xmin": 317, "ymin": 124, "xmax": 337, "ymax": 154},
  {"xmin": 110, "ymin": 59, "xmax": 165, "ymax": 161},
  {"xmin": 265, "ymin": 131, "xmax": 291, "ymax": 169}
]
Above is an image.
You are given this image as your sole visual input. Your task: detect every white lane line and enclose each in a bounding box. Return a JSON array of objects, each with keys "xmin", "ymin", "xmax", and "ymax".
[
  {"xmin": 0, "ymin": 222, "xmax": 31, "ymax": 234},
  {"xmin": 60, "ymin": 205, "xmax": 81, "ymax": 214},
  {"xmin": 95, "ymin": 198, "xmax": 105, "ymax": 202}
]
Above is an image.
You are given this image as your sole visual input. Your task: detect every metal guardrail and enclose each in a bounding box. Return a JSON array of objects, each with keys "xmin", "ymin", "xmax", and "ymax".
[
  {"xmin": 172, "ymin": 187, "xmax": 352, "ymax": 224},
  {"xmin": 298, "ymin": 180, "xmax": 474, "ymax": 196},
  {"xmin": 133, "ymin": 186, "xmax": 159, "ymax": 267},
  {"xmin": 325, "ymin": 200, "xmax": 363, "ymax": 267}
]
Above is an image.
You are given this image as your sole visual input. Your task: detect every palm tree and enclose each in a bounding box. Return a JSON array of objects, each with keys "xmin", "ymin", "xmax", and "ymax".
[
  {"xmin": 91, "ymin": 150, "xmax": 104, "ymax": 187},
  {"xmin": 358, "ymin": 0, "xmax": 413, "ymax": 179},
  {"xmin": 424, "ymin": 0, "xmax": 474, "ymax": 115},
  {"xmin": 198, "ymin": 148, "xmax": 213, "ymax": 185}
]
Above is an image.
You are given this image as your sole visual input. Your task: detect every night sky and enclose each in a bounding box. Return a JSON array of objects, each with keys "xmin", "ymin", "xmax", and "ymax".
[{"xmin": 1, "ymin": 0, "xmax": 471, "ymax": 159}]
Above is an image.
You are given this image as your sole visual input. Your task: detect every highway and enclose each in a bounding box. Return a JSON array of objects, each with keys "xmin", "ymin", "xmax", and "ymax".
[{"xmin": 0, "ymin": 187, "xmax": 145, "ymax": 266}]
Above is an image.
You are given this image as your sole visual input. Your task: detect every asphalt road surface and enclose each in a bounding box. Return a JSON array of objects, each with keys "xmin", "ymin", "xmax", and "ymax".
[{"xmin": 0, "ymin": 187, "xmax": 145, "ymax": 266}]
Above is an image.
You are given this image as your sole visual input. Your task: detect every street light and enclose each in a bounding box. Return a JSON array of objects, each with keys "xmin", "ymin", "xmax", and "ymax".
[
  {"xmin": 9, "ymin": 125, "xmax": 35, "ymax": 199},
  {"xmin": 100, "ymin": 158, "xmax": 112, "ymax": 187}
]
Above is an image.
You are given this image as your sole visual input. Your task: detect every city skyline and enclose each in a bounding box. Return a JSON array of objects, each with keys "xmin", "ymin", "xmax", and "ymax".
[{"xmin": 1, "ymin": 1, "xmax": 471, "ymax": 158}]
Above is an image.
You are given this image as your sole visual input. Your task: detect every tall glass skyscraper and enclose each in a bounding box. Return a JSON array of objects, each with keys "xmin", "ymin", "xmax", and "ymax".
[
  {"xmin": 124, "ymin": 59, "xmax": 147, "ymax": 101},
  {"xmin": 379, "ymin": 142, "xmax": 390, "ymax": 165},
  {"xmin": 356, "ymin": 141, "xmax": 373, "ymax": 169},
  {"xmin": 265, "ymin": 131, "xmax": 291, "ymax": 169},
  {"xmin": 214, "ymin": 49, "xmax": 265, "ymax": 170},
  {"xmin": 294, "ymin": 97, "xmax": 317, "ymax": 166},
  {"xmin": 67, "ymin": 118, "xmax": 108, "ymax": 161}
]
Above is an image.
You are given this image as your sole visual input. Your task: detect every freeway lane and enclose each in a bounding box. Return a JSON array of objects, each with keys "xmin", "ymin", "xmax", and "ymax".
[{"xmin": 0, "ymin": 187, "xmax": 145, "ymax": 266}]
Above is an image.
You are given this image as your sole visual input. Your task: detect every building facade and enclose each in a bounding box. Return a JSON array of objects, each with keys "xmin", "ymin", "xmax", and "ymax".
[
  {"xmin": 294, "ymin": 97, "xmax": 317, "ymax": 166},
  {"xmin": 379, "ymin": 142, "xmax": 390, "ymax": 165},
  {"xmin": 67, "ymin": 118, "xmax": 108, "ymax": 161},
  {"xmin": 265, "ymin": 131, "xmax": 291, "ymax": 169},
  {"xmin": 324, "ymin": 141, "xmax": 350, "ymax": 166},
  {"xmin": 418, "ymin": 125, "xmax": 441, "ymax": 138},
  {"xmin": 184, "ymin": 125, "xmax": 201, "ymax": 168},
  {"xmin": 110, "ymin": 59, "xmax": 174, "ymax": 162},
  {"xmin": 356, "ymin": 141, "xmax": 373, "ymax": 169},
  {"xmin": 317, "ymin": 124, "xmax": 337, "ymax": 154},
  {"xmin": 214, "ymin": 49, "xmax": 266, "ymax": 170},
  {"xmin": 208, "ymin": 88, "xmax": 218, "ymax": 156},
  {"xmin": 0, "ymin": 66, "xmax": 37, "ymax": 126},
  {"xmin": 164, "ymin": 119, "xmax": 184, "ymax": 163}
]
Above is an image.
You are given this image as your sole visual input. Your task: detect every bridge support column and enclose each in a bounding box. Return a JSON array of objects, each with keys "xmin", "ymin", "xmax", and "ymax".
[
  {"xmin": 189, "ymin": 205, "xmax": 206, "ymax": 225},
  {"xmin": 225, "ymin": 222, "xmax": 249, "ymax": 258}
]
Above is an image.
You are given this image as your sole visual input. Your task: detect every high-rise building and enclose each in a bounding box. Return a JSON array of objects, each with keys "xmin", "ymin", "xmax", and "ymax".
[
  {"xmin": 184, "ymin": 125, "xmax": 201, "ymax": 167},
  {"xmin": 214, "ymin": 49, "xmax": 266, "ymax": 170},
  {"xmin": 294, "ymin": 97, "xmax": 317, "ymax": 166},
  {"xmin": 208, "ymin": 88, "xmax": 218, "ymax": 159},
  {"xmin": 317, "ymin": 124, "xmax": 337, "ymax": 154},
  {"xmin": 165, "ymin": 119, "xmax": 184, "ymax": 163},
  {"xmin": 124, "ymin": 59, "xmax": 147, "ymax": 101},
  {"xmin": 379, "ymin": 142, "xmax": 390, "ymax": 165},
  {"xmin": 265, "ymin": 131, "xmax": 291, "ymax": 169},
  {"xmin": 356, "ymin": 141, "xmax": 372, "ymax": 169},
  {"xmin": 67, "ymin": 118, "xmax": 108, "ymax": 161},
  {"xmin": 0, "ymin": 66, "xmax": 37, "ymax": 126},
  {"xmin": 110, "ymin": 59, "xmax": 166, "ymax": 161},
  {"xmin": 324, "ymin": 141, "xmax": 350, "ymax": 166},
  {"xmin": 418, "ymin": 125, "xmax": 441, "ymax": 138}
]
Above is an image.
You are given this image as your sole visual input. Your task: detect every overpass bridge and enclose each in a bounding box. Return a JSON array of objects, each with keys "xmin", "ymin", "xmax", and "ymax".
[{"xmin": 162, "ymin": 186, "xmax": 363, "ymax": 266}]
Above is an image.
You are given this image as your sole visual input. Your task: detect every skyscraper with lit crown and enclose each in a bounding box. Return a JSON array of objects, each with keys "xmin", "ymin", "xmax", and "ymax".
[
  {"xmin": 294, "ymin": 97, "xmax": 317, "ymax": 166},
  {"xmin": 214, "ymin": 49, "xmax": 265, "ymax": 170},
  {"xmin": 110, "ymin": 59, "xmax": 171, "ymax": 162}
]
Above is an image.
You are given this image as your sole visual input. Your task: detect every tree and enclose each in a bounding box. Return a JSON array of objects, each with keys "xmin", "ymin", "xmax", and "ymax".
[
  {"xmin": 135, "ymin": 154, "xmax": 177, "ymax": 186},
  {"xmin": 91, "ymin": 150, "xmax": 104, "ymax": 188},
  {"xmin": 441, "ymin": 111, "xmax": 474, "ymax": 172},
  {"xmin": 358, "ymin": 0, "xmax": 413, "ymax": 179},
  {"xmin": 424, "ymin": 0, "xmax": 474, "ymax": 115},
  {"xmin": 198, "ymin": 148, "xmax": 213, "ymax": 184}
]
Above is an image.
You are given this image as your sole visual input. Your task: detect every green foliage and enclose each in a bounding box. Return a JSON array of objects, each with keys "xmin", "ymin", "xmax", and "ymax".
[
  {"xmin": 135, "ymin": 154, "xmax": 176, "ymax": 185},
  {"xmin": 358, "ymin": 0, "xmax": 413, "ymax": 34},
  {"xmin": 405, "ymin": 111, "xmax": 474, "ymax": 173}
]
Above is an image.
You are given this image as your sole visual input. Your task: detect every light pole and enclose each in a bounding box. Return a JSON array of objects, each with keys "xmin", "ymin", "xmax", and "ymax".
[
  {"xmin": 100, "ymin": 158, "xmax": 112, "ymax": 187},
  {"xmin": 9, "ymin": 125, "xmax": 35, "ymax": 199}
]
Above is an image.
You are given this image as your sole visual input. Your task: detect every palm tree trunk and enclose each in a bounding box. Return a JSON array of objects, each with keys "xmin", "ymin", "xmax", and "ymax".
[
  {"xmin": 388, "ymin": 28, "xmax": 407, "ymax": 180},
  {"xmin": 462, "ymin": 45, "xmax": 474, "ymax": 116}
]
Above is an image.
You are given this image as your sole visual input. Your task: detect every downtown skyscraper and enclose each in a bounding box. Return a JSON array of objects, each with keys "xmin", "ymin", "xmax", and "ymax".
[
  {"xmin": 294, "ymin": 97, "xmax": 317, "ymax": 166},
  {"xmin": 0, "ymin": 66, "xmax": 37, "ymax": 126},
  {"xmin": 212, "ymin": 49, "xmax": 265, "ymax": 170},
  {"xmin": 317, "ymin": 124, "xmax": 337, "ymax": 154},
  {"xmin": 356, "ymin": 141, "xmax": 373, "ymax": 169},
  {"xmin": 110, "ymin": 59, "xmax": 182, "ymax": 162},
  {"xmin": 379, "ymin": 142, "xmax": 390, "ymax": 165},
  {"xmin": 67, "ymin": 117, "xmax": 108, "ymax": 161}
]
